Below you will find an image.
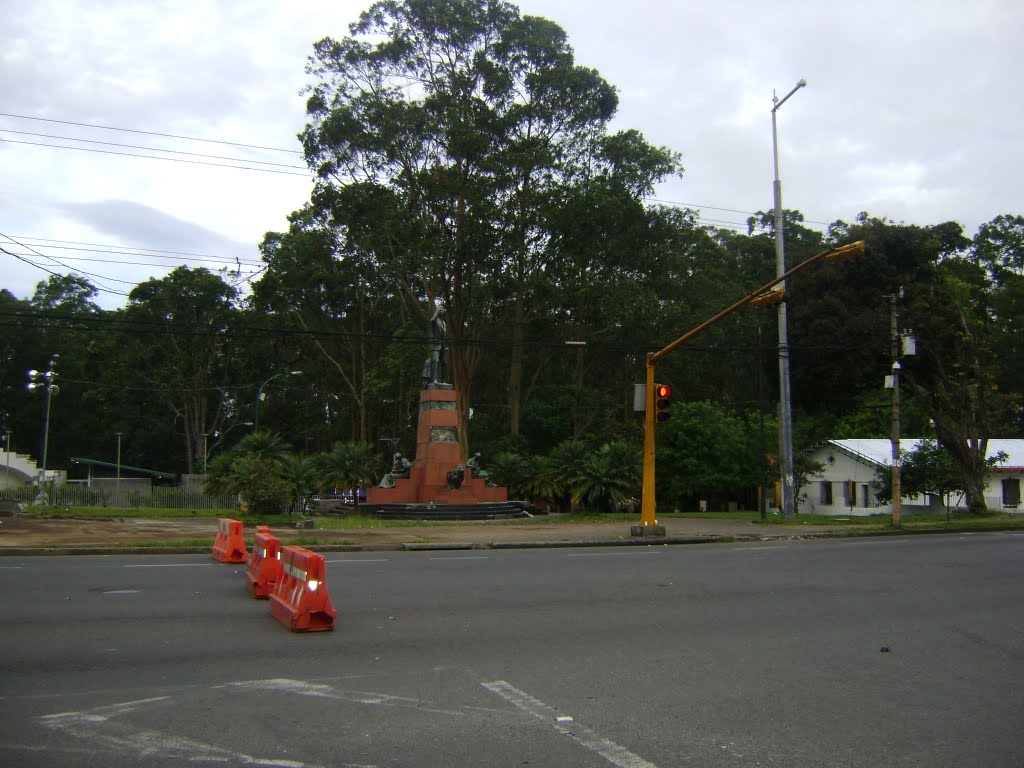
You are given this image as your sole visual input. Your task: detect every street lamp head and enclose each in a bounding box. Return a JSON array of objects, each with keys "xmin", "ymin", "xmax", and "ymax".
[
  {"xmin": 797, "ymin": 78, "xmax": 807, "ymax": 88},
  {"xmin": 824, "ymin": 240, "xmax": 866, "ymax": 263},
  {"xmin": 290, "ymin": 370, "xmax": 303, "ymax": 376}
]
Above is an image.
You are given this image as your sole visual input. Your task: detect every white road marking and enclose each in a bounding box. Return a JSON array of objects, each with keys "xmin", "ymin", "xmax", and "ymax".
[
  {"xmin": 38, "ymin": 695, "xmax": 366, "ymax": 768},
  {"xmin": 223, "ymin": 678, "xmax": 465, "ymax": 717},
  {"xmin": 483, "ymin": 680, "xmax": 660, "ymax": 768},
  {"xmin": 429, "ymin": 556, "xmax": 489, "ymax": 561},
  {"xmin": 838, "ymin": 538, "xmax": 913, "ymax": 545},
  {"xmin": 323, "ymin": 558, "xmax": 390, "ymax": 564},
  {"xmin": 101, "ymin": 589, "xmax": 141, "ymax": 595},
  {"xmin": 123, "ymin": 562, "xmax": 214, "ymax": 568},
  {"xmin": 0, "ymin": 565, "xmax": 24, "ymax": 569},
  {"xmin": 567, "ymin": 550, "xmax": 660, "ymax": 557}
]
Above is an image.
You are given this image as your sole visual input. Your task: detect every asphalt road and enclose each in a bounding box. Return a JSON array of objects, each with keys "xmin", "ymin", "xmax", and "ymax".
[{"xmin": 1, "ymin": 533, "xmax": 1022, "ymax": 767}]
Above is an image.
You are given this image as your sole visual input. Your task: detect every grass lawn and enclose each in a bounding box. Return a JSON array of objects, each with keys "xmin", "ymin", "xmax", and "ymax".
[{"xmin": 13, "ymin": 504, "xmax": 1024, "ymax": 534}]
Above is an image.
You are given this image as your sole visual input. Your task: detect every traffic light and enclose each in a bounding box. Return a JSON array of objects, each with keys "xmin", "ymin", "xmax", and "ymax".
[
  {"xmin": 824, "ymin": 240, "xmax": 865, "ymax": 263},
  {"xmin": 655, "ymin": 384, "xmax": 671, "ymax": 423},
  {"xmin": 751, "ymin": 287, "xmax": 785, "ymax": 308}
]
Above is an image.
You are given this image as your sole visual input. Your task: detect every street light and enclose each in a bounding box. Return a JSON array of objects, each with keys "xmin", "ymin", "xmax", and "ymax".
[
  {"xmin": 771, "ymin": 77, "xmax": 807, "ymax": 521},
  {"xmin": 3, "ymin": 431, "xmax": 10, "ymax": 490},
  {"xmin": 27, "ymin": 354, "xmax": 59, "ymax": 498},
  {"xmin": 116, "ymin": 432, "xmax": 123, "ymax": 505},
  {"xmin": 205, "ymin": 421, "xmax": 255, "ymax": 470},
  {"xmin": 254, "ymin": 371, "xmax": 303, "ymax": 432}
]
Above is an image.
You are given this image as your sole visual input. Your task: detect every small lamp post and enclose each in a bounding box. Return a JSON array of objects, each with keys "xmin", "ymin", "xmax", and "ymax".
[
  {"xmin": 254, "ymin": 371, "xmax": 303, "ymax": 431},
  {"xmin": 27, "ymin": 354, "xmax": 59, "ymax": 497},
  {"xmin": 207, "ymin": 421, "xmax": 255, "ymax": 464},
  {"xmin": 3, "ymin": 431, "xmax": 10, "ymax": 489},
  {"xmin": 116, "ymin": 432, "xmax": 123, "ymax": 505}
]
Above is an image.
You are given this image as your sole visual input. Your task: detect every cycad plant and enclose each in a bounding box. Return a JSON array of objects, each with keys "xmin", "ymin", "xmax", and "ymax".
[
  {"xmin": 547, "ymin": 440, "xmax": 593, "ymax": 512},
  {"xmin": 313, "ymin": 442, "xmax": 380, "ymax": 509},
  {"xmin": 279, "ymin": 453, "xmax": 317, "ymax": 515},
  {"xmin": 202, "ymin": 431, "xmax": 293, "ymax": 515},
  {"xmin": 572, "ymin": 442, "xmax": 641, "ymax": 512}
]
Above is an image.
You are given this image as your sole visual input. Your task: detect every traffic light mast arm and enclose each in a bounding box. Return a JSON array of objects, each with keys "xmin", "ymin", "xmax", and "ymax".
[
  {"xmin": 637, "ymin": 241, "xmax": 864, "ymax": 531},
  {"xmin": 648, "ymin": 241, "xmax": 865, "ymax": 365}
]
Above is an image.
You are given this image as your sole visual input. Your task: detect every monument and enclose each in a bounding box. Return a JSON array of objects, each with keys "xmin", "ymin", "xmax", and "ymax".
[{"xmin": 366, "ymin": 304, "xmax": 507, "ymax": 506}]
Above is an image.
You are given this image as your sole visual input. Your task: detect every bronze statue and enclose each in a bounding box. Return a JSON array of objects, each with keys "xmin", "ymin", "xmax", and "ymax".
[
  {"xmin": 421, "ymin": 304, "xmax": 447, "ymax": 387},
  {"xmin": 379, "ymin": 452, "xmax": 412, "ymax": 488}
]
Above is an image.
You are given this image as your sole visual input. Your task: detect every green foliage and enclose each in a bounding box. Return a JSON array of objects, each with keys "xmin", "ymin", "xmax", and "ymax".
[
  {"xmin": 656, "ymin": 401, "xmax": 767, "ymax": 507},
  {"xmin": 312, "ymin": 442, "xmax": 381, "ymax": 506},
  {"xmin": 876, "ymin": 439, "xmax": 962, "ymax": 504},
  {"xmin": 571, "ymin": 442, "xmax": 640, "ymax": 512},
  {"xmin": 1, "ymin": 6, "xmax": 1020, "ymax": 516},
  {"xmin": 203, "ymin": 431, "xmax": 294, "ymax": 515}
]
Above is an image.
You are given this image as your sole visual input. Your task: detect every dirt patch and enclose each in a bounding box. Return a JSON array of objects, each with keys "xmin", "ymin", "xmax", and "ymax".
[{"xmin": 0, "ymin": 514, "xmax": 841, "ymax": 550}]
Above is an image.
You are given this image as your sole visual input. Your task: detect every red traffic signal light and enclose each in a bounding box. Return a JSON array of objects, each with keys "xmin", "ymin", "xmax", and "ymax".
[{"xmin": 655, "ymin": 384, "xmax": 671, "ymax": 423}]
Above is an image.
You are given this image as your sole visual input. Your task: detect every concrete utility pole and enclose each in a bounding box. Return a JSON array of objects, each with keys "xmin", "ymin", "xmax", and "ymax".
[
  {"xmin": 771, "ymin": 78, "xmax": 807, "ymax": 521},
  {"xmin": 890, "ymin": 293, "xmax": 902, "ymax": 527}
]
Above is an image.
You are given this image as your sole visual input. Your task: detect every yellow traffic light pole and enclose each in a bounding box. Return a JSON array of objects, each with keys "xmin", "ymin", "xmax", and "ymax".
[{"xmin": 635, "ymin": 241, "xmax": 865, "ymax": 534}]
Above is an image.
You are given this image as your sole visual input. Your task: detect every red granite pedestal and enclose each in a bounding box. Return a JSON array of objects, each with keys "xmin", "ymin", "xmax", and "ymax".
[{"xmin": 366, "ymin": 386, "xmax": 507, "ymax": 505}]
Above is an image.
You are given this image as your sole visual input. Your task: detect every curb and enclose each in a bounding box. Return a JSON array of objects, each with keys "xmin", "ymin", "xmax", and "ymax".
[{"xmin": 0, "ymin": 525, "xmax": 1018, "ymax": 557}]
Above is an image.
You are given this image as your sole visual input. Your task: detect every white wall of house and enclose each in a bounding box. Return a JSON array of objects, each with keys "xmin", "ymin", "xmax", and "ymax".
[{"xmin": 799, "ymin": 439, "xmax": 1024, "ymax": 517}]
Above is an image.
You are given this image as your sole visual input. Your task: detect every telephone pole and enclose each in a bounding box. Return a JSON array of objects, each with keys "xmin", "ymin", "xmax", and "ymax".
[{"xmin": 889, "ymin": 292, "xmax": 902, "ymax": 527}]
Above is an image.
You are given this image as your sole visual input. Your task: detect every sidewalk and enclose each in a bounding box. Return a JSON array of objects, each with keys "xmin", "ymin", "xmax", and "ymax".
[{"xmin": 0, "ymin": 514, "xmax": 858, "ymax": 554}]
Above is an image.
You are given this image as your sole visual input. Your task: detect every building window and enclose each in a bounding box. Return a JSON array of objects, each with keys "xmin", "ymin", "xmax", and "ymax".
[
  {"xmin": 820, "ymin": 481, "xmax": 833, "ymax": 505},
  {"xmin": 843, "ymin": 481, "xmax": 855, "ymax": 506},
  {"xmin": 1002, "ymin": 478, "xmax": 1020, "ymax": 508}
]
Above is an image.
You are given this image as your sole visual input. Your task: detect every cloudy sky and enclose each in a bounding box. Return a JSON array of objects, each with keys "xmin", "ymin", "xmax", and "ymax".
[{"xmin": 2, "ymin": 0, "xmax": 1020, "ymax": 309}]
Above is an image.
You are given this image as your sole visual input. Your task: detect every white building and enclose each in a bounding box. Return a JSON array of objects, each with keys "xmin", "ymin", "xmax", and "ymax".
[
  {"xmin": 799, "ymin": 439, "xmax": 1024, "ymax": 517},
  {"xmin": 0, "ymin": 451, "xmax": 64, "ymax": 488}
]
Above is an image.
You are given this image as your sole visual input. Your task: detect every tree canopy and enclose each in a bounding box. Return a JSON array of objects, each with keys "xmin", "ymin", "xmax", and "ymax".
[{"xmin": 1, "ymin": 0, "xmax": 1021, "ymax": 514}]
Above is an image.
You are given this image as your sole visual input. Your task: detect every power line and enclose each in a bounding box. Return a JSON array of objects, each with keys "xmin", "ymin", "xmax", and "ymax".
[
  {"xmin": 7, "ymin": 239, "xmax": 264, "ymax": 268},
  {"xmin": 0, "ymin": 137, "xmax": 311, "ymax": 177},
  {"xmin": 0, "ymin": 111, "xmax": 302, "ymax": 154},
  {"xmin": 0, "ymin": 232, "xmax": 131, "ymax": 296},
  {"xmin": 10, "ymin": 234, "xmax": 259, "ymax": 263},
  {"xmin": 0, "ymin": 128, "xmax": 308, "ymax": 170},
  {"xmin": 0, "ymin": 245, "xmax": 63, "ymax": 280},
  {"xmin": 1, "ymin": 249, "xmax": 266, "ymax": 276},
  {"xmin": 648, "ymin": 196, "xmax": 834, "ymax": 228}
]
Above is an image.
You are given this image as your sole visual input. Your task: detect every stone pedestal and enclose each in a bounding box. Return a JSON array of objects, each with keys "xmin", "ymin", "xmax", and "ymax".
[{"xmin": 366, "ymin": 386, "xmax": 507, "ymax": 505}]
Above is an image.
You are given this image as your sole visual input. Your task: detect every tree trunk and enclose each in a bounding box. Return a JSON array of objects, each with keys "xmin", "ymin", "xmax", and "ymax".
[
  {"xmin": 507, "ymin": 301, "xmax": 525, "ymax": 437},
  {"xmin": 940, "ymin": 431, "xmax": 989, "ymax": 513}
]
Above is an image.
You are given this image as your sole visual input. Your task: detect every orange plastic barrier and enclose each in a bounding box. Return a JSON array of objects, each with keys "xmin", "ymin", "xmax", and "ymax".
[
  {"xmin": 211, "ymin": 518, "xmax": 247, "ymax": 563},
  {"xmin": 245, "ymin": 527, "xmax": 283, "ymax": 599},
  {"xmin": 269, "ymin": 546, "xmax": 337, "ymax": 632}
]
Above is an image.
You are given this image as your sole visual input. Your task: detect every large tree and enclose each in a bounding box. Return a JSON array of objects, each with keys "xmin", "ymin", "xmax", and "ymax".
[
  {"xmin": 113, "ymin": 267, "xmax": 245, "ymax": 473},
  {"xmin": 299, "ymin": 0, "xmax": 680, "ymax": 448}
]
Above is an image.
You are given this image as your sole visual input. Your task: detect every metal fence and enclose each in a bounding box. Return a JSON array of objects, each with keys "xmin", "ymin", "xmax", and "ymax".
[{"xmin": 0, "ymin": 484, "xmax": 240, "ymax": 510}]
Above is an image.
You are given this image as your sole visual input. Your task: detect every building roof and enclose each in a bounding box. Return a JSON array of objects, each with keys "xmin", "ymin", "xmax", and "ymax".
[
  {"xmin": 823, "ymin": 439, "xmax": 1024, "ymax": 471},
  {"xmin": 68, "ymin": 457, "xmax": 177, "ymax": 480}
]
